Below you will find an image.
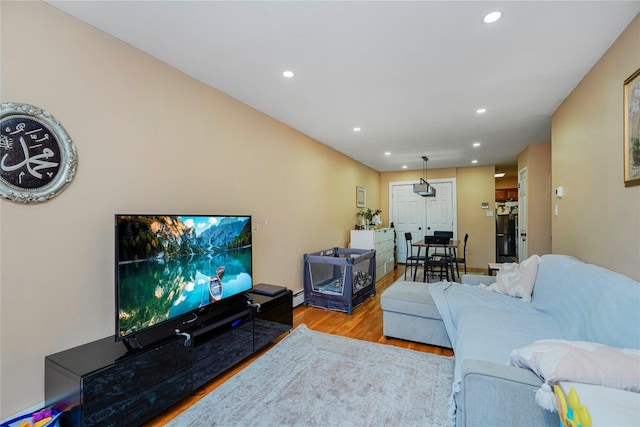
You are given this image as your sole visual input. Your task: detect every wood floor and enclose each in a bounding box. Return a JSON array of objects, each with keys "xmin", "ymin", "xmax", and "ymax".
[{"xmin": 146, "ymin": 266, "xmax": 455, "ymax": 426}]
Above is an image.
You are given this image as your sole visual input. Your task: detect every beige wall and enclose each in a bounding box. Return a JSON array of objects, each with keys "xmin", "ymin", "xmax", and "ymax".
[
  {"xmin": 455, "ymin": 166, "xmax": 497, "ymax": 269},
  {"xmin": 380, "ymin": 166, "xmax": 496, "ymax": 270},
  {"xmin": 518, "ymin": 143, "xmax": 552, "ymax": 257},
  {"xmin": 495, "ymin": 176, "xmax": 518, "ymax": 189},
  {"xmin": 551, "ymin": 14, "xmax": 640, "ymax": 280},
  {"xmin": 0, "ymin": 1, "xmax": 379, "ymax": 417}
]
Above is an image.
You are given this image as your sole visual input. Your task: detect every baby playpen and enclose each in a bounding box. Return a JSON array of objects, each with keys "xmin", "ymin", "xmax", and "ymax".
[{"xmin": 303, "ymin": 247, "xmax": 376, "ymax": 314}]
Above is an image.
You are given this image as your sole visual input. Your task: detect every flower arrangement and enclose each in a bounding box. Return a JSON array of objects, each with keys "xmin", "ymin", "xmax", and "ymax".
[{"xmin": 356, "ymin": 208, "xmax": 382, "ymax": 229}]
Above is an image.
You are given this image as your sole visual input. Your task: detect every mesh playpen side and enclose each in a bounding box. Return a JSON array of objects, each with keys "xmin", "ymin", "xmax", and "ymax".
[{"xmin": 303, "ymin": 247, "xmax": 376, "ymax": 314}]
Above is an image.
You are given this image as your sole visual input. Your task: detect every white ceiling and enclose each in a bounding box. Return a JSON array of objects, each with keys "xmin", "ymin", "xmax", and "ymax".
[{"xmin": 46, "ymin": 1, "xmax": 640, "ymax": 172}]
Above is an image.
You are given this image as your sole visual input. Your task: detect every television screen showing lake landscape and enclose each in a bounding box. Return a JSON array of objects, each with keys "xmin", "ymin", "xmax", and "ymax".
[{"xmin": 115, "ymin": 215, "xmax": 252, "ymax": 339}]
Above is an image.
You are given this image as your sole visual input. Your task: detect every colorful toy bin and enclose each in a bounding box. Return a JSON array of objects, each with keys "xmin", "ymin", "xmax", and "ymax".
[
  {"xmin": 0, "ymin": 409, "xmax": 61, "ymax": 427},
  {"xmin": 303, "ymin": 247, "xmax": 376, "ymax": 314}
]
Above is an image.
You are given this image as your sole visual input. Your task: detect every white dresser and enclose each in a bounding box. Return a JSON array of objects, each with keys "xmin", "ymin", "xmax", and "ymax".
[{"xmin": 350, "ymin": 228, "xmax": 395, "ymax": 281}]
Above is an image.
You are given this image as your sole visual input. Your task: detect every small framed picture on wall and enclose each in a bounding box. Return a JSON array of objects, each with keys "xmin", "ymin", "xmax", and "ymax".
[{"xmin": 356, "ymin": 186, "xmax": 366, "ymax": 208}]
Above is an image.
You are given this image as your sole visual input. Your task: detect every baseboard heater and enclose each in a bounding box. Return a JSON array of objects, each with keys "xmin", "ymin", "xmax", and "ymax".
[{"xmin": 292, "ymin": 290, "xmax": 304, "ymax": 308}]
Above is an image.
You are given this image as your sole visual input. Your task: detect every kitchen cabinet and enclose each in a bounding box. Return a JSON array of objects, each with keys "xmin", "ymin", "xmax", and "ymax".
[{"xmin": 496, "ymin": 188, "xmax": 518, "ymax": 201}]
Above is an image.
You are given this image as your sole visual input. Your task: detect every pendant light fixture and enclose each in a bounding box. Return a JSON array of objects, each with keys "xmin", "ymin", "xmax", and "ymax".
[{"xmin": 413, "ymin": 156, "xmax": 436, "ymax": 197}]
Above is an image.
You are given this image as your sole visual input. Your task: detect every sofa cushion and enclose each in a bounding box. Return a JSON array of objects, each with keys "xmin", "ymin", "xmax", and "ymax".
[
  {"xmin": 532, "ymin": 255, "xmax": 640, "ymax": 349},
  {"xmin": 453, "ymin": 306, "xmax": 562, "ymax": 376},
  {"xmin": 430, "ymin": 281, "xmax": 562, "ymax": 385},
  {"xmin": 380, "ymin": 280, "xmax": 442, "ymax": 320},
  {"xmin": 510, "ymin": 339, "xmax": 640, "ymax": 392}
]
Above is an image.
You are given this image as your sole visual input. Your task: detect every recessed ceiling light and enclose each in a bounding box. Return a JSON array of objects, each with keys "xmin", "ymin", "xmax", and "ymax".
[
  {"xmin": 384, "ymin": 152, "xmax": 391, "ymax": 156},
  {"xmin": 473, "ymin": 142, "xmax": 481, "ymax": 147},
  {"xmin": 483, "ymin": 11, "xmax": 502, "ymax": 24},
  {"xmin": 471, "ymin": 160, "xmax": 478, "ymax": 164},
  {"xmin": 282, "ymin": 70, "xmax": 294, "ymax": 78},
  {"xmin": 353, "ymin": 127, "xmax": 361, "ymax": 132},
  {"xmin": 476, "ymin": 108, "xmax": 487, "ymax": 114},
  {"xmin": 495, "ymin": 173, "xmax": 506, "ymax": 178},
  {"xmin": 402, "ymin": 165, "xmax": 408, "ymax": 169}
]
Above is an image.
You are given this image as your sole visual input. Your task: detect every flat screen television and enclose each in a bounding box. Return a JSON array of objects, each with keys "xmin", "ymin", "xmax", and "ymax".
[{"xmin": 115, "ymin": 214, "xmax": 252, "ymax": 343}]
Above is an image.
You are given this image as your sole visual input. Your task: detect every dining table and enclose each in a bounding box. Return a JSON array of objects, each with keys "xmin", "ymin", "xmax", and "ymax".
[{"xmin": 411, "ymin": 239, "xmax": 460, "ymax": 282}]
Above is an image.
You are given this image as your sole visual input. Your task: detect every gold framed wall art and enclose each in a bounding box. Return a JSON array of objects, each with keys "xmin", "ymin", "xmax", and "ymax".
[{"xmin": 623, "ymin": 68, "xmax": 640, "ymax": 187}]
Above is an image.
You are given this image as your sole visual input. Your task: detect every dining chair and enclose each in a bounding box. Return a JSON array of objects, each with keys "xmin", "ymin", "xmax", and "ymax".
[
  {"xmin": 404, "ymin": 232, "xmax": 427, "ymax": 280},
  {"xmin": 423, "ymin": 235, "xmax": 451, "ymax": 282},
  {"xmin": 453, "ymin": 233, "xmax": 469, "ymax": 278},
  {"xmin": 433, "ymin": 231, "xmax": 454, "ymax": 258}
]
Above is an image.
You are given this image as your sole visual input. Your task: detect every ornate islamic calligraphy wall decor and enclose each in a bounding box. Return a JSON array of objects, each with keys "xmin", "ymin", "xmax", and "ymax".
[{"xmin": 1, "ymin": 103, "xmax": 78, "ymax": 203}]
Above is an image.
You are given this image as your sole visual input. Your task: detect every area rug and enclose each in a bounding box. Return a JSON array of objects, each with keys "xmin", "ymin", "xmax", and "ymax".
[{"xmin": 167, "ymin": 324, "xmax": 454, "ymax": 427}]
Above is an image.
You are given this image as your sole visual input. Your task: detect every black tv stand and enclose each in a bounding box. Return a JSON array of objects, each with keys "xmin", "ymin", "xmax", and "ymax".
[
  {"xmin": 45, "ymin": 289, "xmax": 293, "ymax": 427},
  {"xmin": 121, "ymin": 335, "xmax": 143, "ymax": 352}
]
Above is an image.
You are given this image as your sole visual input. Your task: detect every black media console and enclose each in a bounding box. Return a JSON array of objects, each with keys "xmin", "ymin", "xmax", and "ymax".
[{"xmin": 45, "ymin": 289, "xmax": 293, "ymax": 427}]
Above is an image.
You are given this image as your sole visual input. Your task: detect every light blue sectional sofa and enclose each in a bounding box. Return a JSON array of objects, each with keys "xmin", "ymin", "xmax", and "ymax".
[{"xmin": 429, "ymin": 254, "xmax": 640, "ymax": 427}]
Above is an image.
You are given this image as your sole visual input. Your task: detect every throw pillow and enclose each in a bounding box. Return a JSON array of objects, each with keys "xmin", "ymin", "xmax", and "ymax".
[
  {"xmin": 510, "ymin": 339, "xmax": 640, "ymax": 392},
  {"xmin": 479, "ymin": 254, "xmax": 539, "ymax": 302}
]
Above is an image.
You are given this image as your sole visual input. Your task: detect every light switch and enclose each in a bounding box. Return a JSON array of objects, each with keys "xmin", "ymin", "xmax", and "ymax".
[
  {"xmin": 554, "ymin": 205, "xmax": 559, "ymax": 216},
  {"xmin": 487, "ymin": 211, "xmax": 494, "ymax": 217}
]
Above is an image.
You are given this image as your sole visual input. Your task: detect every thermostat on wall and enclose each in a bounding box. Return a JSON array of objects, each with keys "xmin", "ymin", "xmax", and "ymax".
[{"xmin": 555, "ymin": 186, "xmax": 564, "ymax": 198}]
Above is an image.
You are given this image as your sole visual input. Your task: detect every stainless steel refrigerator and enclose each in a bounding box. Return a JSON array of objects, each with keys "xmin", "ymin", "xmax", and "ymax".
[{"xmin": 496, "ymin": 213, "xmax": 517, "ymax": 258}]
